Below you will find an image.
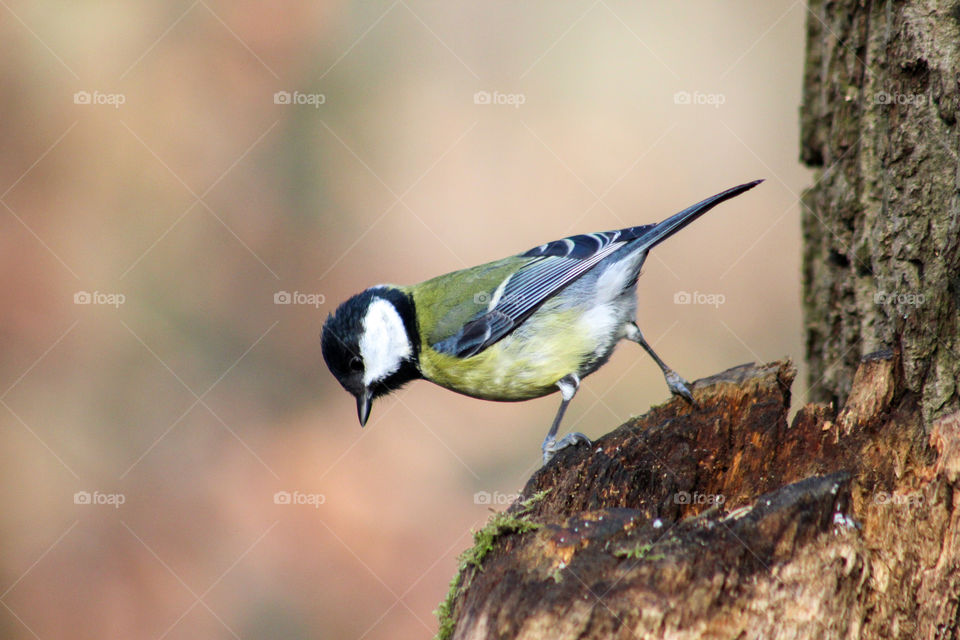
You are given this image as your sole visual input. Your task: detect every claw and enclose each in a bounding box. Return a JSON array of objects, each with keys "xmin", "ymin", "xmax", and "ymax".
[
  {"xmin": 664, "ymin": 369, "xmax": 696, "ymax": 406},
  {"xmin": 542, "ymin": 431, "xmax": 592, "ymax": 465}
]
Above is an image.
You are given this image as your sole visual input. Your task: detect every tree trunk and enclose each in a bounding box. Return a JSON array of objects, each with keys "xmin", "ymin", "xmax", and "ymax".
[
  {"xmin": 800, "ymin": 0, "xmax": 960, "ymax": 422},
  {"xmin": 436, "ymin": 2, "xmax": 960, "ymax": 637}
]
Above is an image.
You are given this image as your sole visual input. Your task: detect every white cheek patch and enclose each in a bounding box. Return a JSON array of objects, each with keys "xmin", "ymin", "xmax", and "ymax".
[{"xmin": 359, "ymin": 298, "xmax": 413, "ymax": 386}]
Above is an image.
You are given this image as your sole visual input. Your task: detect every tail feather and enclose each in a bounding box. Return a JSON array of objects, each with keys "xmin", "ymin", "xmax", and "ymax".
[{"xmin": 637, "ymin": 179, "xmax": 763, "ymax": 251}]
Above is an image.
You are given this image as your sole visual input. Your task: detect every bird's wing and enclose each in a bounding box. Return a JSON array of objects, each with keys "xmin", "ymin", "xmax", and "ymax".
[
  {"xmin": 430, "ymin": 180, "xmax": 763, "ymax": 359},
  {"xmin": 432, "ymin": 228, "xmax": 651, "ymax": 358}
]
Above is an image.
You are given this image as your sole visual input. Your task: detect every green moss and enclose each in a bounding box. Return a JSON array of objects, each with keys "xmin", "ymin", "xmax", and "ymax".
[
  {"xmin": 434, "ymin": 490, "xmax": 549, "ymax": 640},
  {"xmin": 614, "ymin": 542, "xmax": 652, "ymax": 560}
]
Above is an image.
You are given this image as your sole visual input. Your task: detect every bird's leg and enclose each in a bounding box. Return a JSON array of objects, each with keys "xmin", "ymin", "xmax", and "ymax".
[
  {"xmin": 624, "ymin": 322, "xmax": 696, "ymax": 405},
  {"xmin": 541, "ymin": 373, "xmax": 591, "ymax": 465}
]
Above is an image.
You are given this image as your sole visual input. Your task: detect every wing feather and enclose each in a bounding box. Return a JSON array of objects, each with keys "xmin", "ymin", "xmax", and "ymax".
[{"xmin": 434, "ymin": 230, "xmax": 639, "ymax": 357}]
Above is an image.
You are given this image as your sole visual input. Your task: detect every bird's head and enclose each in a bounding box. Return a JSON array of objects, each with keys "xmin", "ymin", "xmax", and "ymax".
[{"xmin": 321, "ymin": 286, "xmax": 420, "ymax": 426}]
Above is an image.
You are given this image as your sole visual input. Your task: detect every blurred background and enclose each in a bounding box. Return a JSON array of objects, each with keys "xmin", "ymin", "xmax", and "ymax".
[{"xmin": 0, "ymin": 2, "xmax": 812, "ymax": 638}]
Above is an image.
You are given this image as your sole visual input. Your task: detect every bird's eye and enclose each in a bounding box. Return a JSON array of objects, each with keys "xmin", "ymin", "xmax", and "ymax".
[{"xmin": 349, "ymin": 356, "xmax": 363, "ymax": 372}]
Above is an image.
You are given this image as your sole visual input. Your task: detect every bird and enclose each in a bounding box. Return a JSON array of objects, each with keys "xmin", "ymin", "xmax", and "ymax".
[{"xmin": 321, "ymin": 179, "xmax": 763, "ymax": 464}]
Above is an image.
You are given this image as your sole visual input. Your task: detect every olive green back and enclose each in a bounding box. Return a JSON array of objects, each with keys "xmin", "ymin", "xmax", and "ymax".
[{"xmin": 401, "ymin": 256, "xmax": 534, "ymax": 348}]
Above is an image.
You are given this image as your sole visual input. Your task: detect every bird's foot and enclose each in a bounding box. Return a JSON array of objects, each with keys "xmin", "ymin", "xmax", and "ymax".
[
  {"xmin": 664, "ymin": 369, "xmax": 696, "ymax": 406},
  {"xmin": 542, "ymin": 432, "xmax": 592, "ymax": 465}
]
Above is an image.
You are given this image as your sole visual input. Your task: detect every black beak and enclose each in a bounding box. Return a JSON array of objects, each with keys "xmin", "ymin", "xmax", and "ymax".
[{"xmin": 356, "ymin": 390, "xmax": 372, "ymax": 427}]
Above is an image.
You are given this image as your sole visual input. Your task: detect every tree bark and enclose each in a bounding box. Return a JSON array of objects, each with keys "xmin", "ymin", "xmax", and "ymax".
[
  {"xmin": 800, "ymin": 0, "xmax": 960, "ymax": 422},
  {"xmin": 436, "ymin": 2, "xmax": 960, "ymax": 637},
  {"xmin": 438, "ymin": 357, "xmax": 960, "ymax": 639}
]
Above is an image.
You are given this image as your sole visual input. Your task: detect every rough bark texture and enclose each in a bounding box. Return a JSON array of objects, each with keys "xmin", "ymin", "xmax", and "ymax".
[
  {"xmin": 800, "ymin": 0, "xmax": 960, "ymax": 423},
  {"xmin": 439, "ymin": 357, "xmax": 960, "ymax": 639}
]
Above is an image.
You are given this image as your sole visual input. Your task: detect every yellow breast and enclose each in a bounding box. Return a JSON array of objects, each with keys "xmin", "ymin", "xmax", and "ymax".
[{"xmin": 418, "ymin": 309, "xmax": 600, "ymax": 401}]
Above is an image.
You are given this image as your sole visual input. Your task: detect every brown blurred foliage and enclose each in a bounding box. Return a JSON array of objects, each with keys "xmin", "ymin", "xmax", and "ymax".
[{"xmin": 0, "ymin": 2, "xmax": 810, "ymax": 638}]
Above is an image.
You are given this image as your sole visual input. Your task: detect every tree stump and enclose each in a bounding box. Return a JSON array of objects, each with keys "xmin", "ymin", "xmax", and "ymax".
[{"xmin": 437, "ymin": 356, "xmax": 960, "ymax": 639}]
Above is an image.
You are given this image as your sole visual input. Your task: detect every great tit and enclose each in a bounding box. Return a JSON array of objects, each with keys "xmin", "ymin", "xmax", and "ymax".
[{"xmin": 322, "ymin": 179, "xmax": 762, "ymax": 463}]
